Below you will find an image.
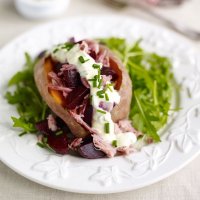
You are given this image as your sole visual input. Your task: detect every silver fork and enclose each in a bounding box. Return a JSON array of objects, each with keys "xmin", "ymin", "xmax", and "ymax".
[
  {"xmin": 105, "ymin": 0, "xmax": 200, "ymax": 40},
  {"xmin": 146, "ymin": 0, "xmax": 188, "ymax": 7}
]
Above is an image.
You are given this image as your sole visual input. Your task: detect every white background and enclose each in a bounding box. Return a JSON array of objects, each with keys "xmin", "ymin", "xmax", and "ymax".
[{"xmin": 0, "ymin": 0, "xmax": 200, "ymax": 199}]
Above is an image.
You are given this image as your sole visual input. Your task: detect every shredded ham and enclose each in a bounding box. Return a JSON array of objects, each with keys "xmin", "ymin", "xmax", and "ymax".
[
  {"xmin": 58, "ymin": 64, "xmax": 76, "ymax": 76},
  {"xmin": 146, "ymin": 138, "xmax": 153, "ymax": 144},
  {"xmin": 48, "ymin": 71, "xmax": 72, "ymax": 98},
  {"xmin": 48, "ymin": 71, "xmax": 62, "ymax": 86},
  {"xmin": 81, "ymin": 77, "xmax": 90, "ymax": 88},
  {"xmin": 80, "ymin": 40, "xmax": 89, "ymax": 53},
  {"xmin": 77, "ymin": 94, "xmax": 89, "ymax": 117},
  {"xmin": 114, "ymin": 123, "xmax": 122, "ymax": 134},
  {"xmin": 92, "ymin": 134, "xmax": 116, "ymax": 158},
  {"xmin": 68, "ymin": 138, "xmax": 83, "ymax": 150},
  {"xmin": 69, "ymin": 111, "xmax": 98, "ymax": 135},
  {"xmin": 118, "ymin": 119, "xmax": 142, "ymax": 137},
  {"xmin": 47, "ymin": 114, "xmax": 57, "ymax": 131},
  {"xmin": 48, "ymin": 84, "xmax": 72, "ymax": 98},
  {"xmin": 101, "ymin": 75, "xmax": 112, "ymax": 86},
  {"xmin": 96, "ymin": 49, "xmax": 110, "ymax": 66},
  {"xmin": 80, "ymin": 40, "xmax": 100, "ymax": 55},
  {"xmin": 117, "ymin": 146, "xmax": 136, "ymax": 155},
  {"xmin": 99, "ymin": 101, "xmax": 113, "ymax": 112}
]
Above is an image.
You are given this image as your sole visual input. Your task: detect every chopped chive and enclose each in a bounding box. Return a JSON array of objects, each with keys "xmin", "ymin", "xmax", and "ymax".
[
  {"xmin": 97, "ymin": 109, "xmax": 106, "ymax": 114},
  {"xmin": 104, "ymin": 122, "xmax": 110, "ymax": 133},
  {"xmin": 97, "ymin": 90, "xmax": 105, "ymax": 98},
  {"xmin": 137, "ymin": 135, "xmax": 144, "ymax": 140},
  {"xmin": 98, "ymin": 78, "xmax": 102, "ymax": 88},
  {"xmin": 105, "ymin": 93, "xmax": 109, "ymax": 101},
  {"xmin": 99, "ymin": 95, "xmax": 104, "ymax": 98},
  {"xmin": 97, "ymin": 68, "xmax": 101, "ymax": 81},
  {"xmin": 43, "ymin": 137, "xmax": 48, "ymax": 143},
  {"xmin": 186, "ymin": 87, "xmax": 191, "ymax": 98},
  {"xmin": 53, "ymin": 48, "xmax": 59, "ymax": 54},
  {"xmin": 106, "ymin": 84, "xmax": 113, "ymax": 92},
  {"xmin": 55, "ymin": 131, "xmax": 63, "ymax": 136},
  {"xmin": 79, "ymin": 56, "xmax": 85, "ymax": 63},
  {"xmin": 88, "ymin": 78, "xmax": 95, "ymax": 82},
  {"xmin": 79, "ymin": 56, "xmax": 89, "ymax": 63},
  {"xmin": 112, "ymin": 140, "xmax": 117, "ymax": 147},
  {"xmin": 92, "ymin": 64, "xmax": 100, "ymax": 69},
  {"xmin": 37, "ymin": 142, "xmax": 45, "ymax": 148},
  {"xmin": 96, "ymin": 90, "xmax": 105, "ymax": 95},
  {"xmin": 19, "ymin": 132, "xmax": 27, "ymax": 137},
  {"xmin": 93, "ymin": 79, "xmax": 97, "ymax": 87},
  {"xmin": 90, "ymin": 95, "xmax": 93, "ymax": 104},
  {"xmin": 64, "ymin": 43, "xmax": 74, "ymax": 50},
  {"xmin": 94, "ymin": 75, "xmax": 98, "ymax": 80}
]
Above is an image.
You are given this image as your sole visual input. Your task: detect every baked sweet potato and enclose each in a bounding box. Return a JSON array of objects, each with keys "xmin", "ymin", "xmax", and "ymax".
[{"xmin": 34, "ymin": 41, "xmax": 132, "ymax": 138}]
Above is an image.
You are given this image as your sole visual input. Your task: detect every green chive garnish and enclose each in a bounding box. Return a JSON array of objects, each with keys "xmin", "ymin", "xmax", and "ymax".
[
  {"xmin": 93, "ymin": 79, "xmax": 97, "ymax": 87},
  {"xmin": 97, "ymin": 109, "xmax": 106, "ymax": 114},
  {"xmin": 112, "ymin": 140, "xmax": 117, "ymax": 147},
  {"xmin": 90, "ymin": 95, "xmax": 93, "ymax": 104},
  {"xmin": 63, "ymin": 43, "xmax": 74, "ymax": 50},
  {"xmin": 79, "ymin": 56, "xmax": 89, "ymax": 63},
  {"xmin": 94, "ymin": 75, "xmax": 98, "ymax": 80},
  {"xmin": 98, "ymin": 68, "xmax": 101, "ymax": 81},
  {"xmin": 55, "ymin": 131, "xmax": 63, "ymax": 136},
  {"xmin": 106, "ymin": 83, "xmax": 113, "ymax": 92},
  {"xmin": 105, "ymin": 93, "xmax": 109, "ymax": 101},
  {"xmin": 98, "ymin": 78, "xmax": 102, "ymax": 88},
  {"xmin": 53, "ymin": 48, "xmax": 59, "ymax": 53},
  {"xmin": 88, "ymin": 78, "xmax": 95, "ymax": 82},
  {"xmin": 97, "ymin": 90, "xmax": 105, "ymax": 98},
  {"xmin": 96, "ymin": 90, "xmax": 105, "ymax": 96},
  {"xmin": 37, "ymin": 142, "xmax": 45, "ymax": 148},
  {"xmin": 19, "ymin": 132, "xmax": 27, "ymax": 137},
  {"xmin": 92, "ymin": 64, "xmax": 100, "ymax": 69},
  {"xmin": 43, "ymin": 137, "xmax": 48, "ymax": 143},
  {"xmin": 104, "ymin": 122, "xmax": 110, "ymax": 133}
]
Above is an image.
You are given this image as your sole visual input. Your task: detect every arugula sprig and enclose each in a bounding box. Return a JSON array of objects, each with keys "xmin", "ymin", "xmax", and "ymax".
[
  {"xmin": 5, "ymin": 53, "xmax": 49, "ymax": 135},
  {"xmin": 100, "ymin": 37, "xmax": 175, "ymax": 142}
]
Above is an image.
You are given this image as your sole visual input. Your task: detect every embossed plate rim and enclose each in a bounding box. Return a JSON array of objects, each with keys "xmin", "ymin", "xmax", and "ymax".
[{"xmin": 0, "ymin": 15, "xmax": 200, "ymax": 194}]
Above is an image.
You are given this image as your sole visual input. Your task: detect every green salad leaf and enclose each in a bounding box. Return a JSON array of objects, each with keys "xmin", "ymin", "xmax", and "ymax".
[
  {"xmin": 100, "ymin": 38, "xmax": 174, "ymax": 142},
  {"xmin": 5, "ymin": 53, "xmax": 49, "ymax": 136}
]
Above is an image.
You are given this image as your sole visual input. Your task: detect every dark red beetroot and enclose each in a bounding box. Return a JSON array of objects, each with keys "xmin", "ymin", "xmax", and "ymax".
[
  {"xmin": 101, "ymin": 66, "xmax": 118, "ymax": 81},
  {"xmin": 35, "ymin": 119, "xmax": 52, "ymax": 135},
  {"xmin": 62, "ymin": 69, "xmax": 81, "ymax": 88},
  {"xmin": 78, "ymin": 142, "xmax": 106, "ymax": 159},
  {"xmin": 82, "ymin": 104, "xmax": 93, "ymax": 126},
  {"xmin": 53, "ymin": 62, "xmax": 64, "ymax": 74},
  {"xmin": 89, "ymin": 51, "xmax": 97, "ymax": 60},
  {"xmin": 65, "ymin": 85, "xmax": 90, "ymax": 109},
  {"xmin": 47, "ymin": 133, "xmax": 69, "ymax": 155}
]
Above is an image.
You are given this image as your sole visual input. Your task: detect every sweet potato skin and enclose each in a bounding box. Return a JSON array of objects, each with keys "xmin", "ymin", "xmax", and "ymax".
[
  {"xmin": 34, "ymin": 45, "xmax": 132, "ymax": 138},
  {"xmin": 105, "ymin": 46, "xmax": 132, "ymax": 122},
  {"xmin": 34, "ymin": 57, "xmax": 90, "ymax": 138}
]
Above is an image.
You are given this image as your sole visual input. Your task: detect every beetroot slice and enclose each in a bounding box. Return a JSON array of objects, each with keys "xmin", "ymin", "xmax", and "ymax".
[
  {"xmin": 78, "ymin": 142, "xmax": 105, "ymax": 159},
  {"xmin": 65, "ymin": 86, "xmax": 90, "ymax": 109},
  {"xmin": 101, "ymin": 66, "xmax": 118, "ymax": 81},
  {"xmin": 62, "ymin": 69, "xmax": 81, "ymax": 88},
  {"xmin": 47, "ymin": 133, "xmax": 68, "ymax": 155},
  {"xmin": 82, "ymin": 103, "xmax": 93, "ymax": 126},
  {"xmin": 35, "ymin": 120, "xmax": 52, "ymax": 135}
]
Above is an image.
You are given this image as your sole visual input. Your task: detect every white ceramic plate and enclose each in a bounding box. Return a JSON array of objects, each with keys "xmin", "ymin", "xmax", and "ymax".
[{"xmin": 0, "ymin": 16, "xmax": 200, "ymax": 194}]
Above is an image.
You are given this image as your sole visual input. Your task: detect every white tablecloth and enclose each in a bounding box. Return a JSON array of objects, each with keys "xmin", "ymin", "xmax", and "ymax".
[{"xmin": 0, "ymin": 0, "xmax": 200, "ymax": 199}]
